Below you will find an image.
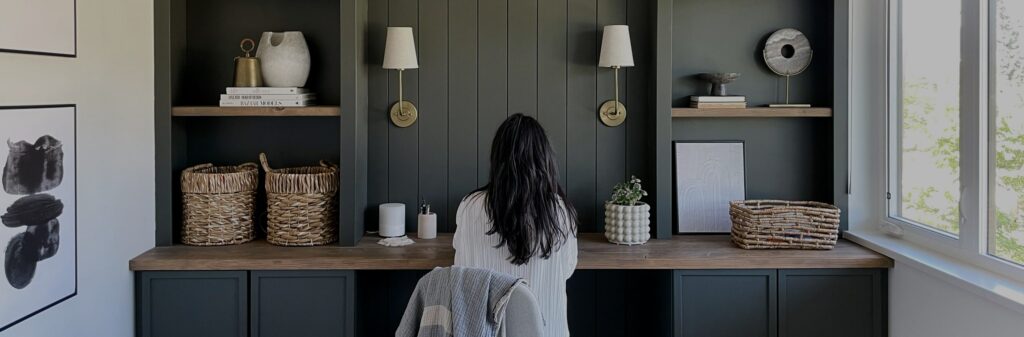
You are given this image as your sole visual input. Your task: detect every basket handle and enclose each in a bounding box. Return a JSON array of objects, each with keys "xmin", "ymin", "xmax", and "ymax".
[
  {"xmin": 183, "ymin": 163, "xmax": 214, "ymax": 173},
  {"xmin": 259, "ymin": 153, "xmax": 272, "ymax": 172},
  {"xmin": 319, "ymin": 160, "xmax": 338, "ymax": 170},
  {"xmin": 238, "ymin": 162, "xmax": 259, "ymax": 170}
]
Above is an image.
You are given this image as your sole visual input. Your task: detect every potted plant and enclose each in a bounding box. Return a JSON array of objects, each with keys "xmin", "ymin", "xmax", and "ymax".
[{"xmin": 604, "ymin": 175, "xmax": 651, "ymax": 245}]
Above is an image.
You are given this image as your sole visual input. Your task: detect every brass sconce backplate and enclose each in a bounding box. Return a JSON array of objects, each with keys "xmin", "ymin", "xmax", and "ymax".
[
  {"xmin": 599, "ymin": 100, "xmax": 627, "ymax": 127},
  {"xmin": 390, "ymin": 100, "xmax": 418, "ymax": 128}
]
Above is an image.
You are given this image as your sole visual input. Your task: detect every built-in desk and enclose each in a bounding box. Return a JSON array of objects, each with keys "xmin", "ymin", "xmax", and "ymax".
[
  {"xmin": 131, "ymin": 235, "xmax": 892, "ymax": 337},
  {"xmin": 129, "ymin": 233, "xmax": 892, "ymax": 271}
]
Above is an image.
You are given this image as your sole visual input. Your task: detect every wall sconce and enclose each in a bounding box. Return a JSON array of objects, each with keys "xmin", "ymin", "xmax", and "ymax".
[
  {"xmin": 597, "ymin": 25, "xmax": 634, "ymax": 127},
  {"xmin": 383, "ymin": 27, "xmax": 419, "ymax": 128}
]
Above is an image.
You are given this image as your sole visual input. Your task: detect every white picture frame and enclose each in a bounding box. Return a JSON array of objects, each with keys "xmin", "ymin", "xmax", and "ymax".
[
  {"xmin": 674, "ymin": 141, "xmax": 745, "ymax": 233},
  {"xmin": 0, "ymin": 105, "xmax": 77, "ymax": 332},
  {"xmin": 0, "ymin": 0, "xmax": 77, "ymax": 57}
]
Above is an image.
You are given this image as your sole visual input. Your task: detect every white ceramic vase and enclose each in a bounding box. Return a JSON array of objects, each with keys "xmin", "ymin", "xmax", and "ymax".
[
  {"xmin": 604, "ymin": 202, "xmax": 651, "ymax": 245},
  {"xmin": 256, "ymin": 31, "xmax": 311, "ymax": 87}
]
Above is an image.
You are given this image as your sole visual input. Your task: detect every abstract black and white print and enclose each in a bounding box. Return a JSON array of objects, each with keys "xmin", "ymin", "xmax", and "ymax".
[{"xmin": 0, "ymin": 106, "xmax": 76, "ymax": 332}]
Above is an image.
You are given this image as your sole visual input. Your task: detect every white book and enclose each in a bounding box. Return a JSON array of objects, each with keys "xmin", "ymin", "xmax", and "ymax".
[
  {"xmin": 219, "ymin": 99, "xmax": 315, "ymax": 107},
  {"xmin": 221, "ymin": 93, "xmax": 316, "ymax": 101},
  {"xmin": 691, "ymin": 96, "xmax": 746, "ymax": 103},
  {"xmin": 225, "ymin": 87, "xmax": 309, "ymax": 95}
]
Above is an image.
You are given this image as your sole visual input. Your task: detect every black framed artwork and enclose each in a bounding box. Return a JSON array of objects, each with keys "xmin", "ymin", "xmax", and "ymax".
[
  {"xmin": 673, "ymin": 141, "xmax": 746, "ymax": 234},
  {"xmin": 0, "ymin": 0, "xmax": 77, "ymax": 57},
  {"xmin": 0, "ymin": 105, "xmax": 77, "ymax": 332}
]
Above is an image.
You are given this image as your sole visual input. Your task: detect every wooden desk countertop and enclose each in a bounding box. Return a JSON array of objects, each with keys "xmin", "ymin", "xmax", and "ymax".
[{"xmin": 129, "ymin": 233, "xmax": 892, "ymax": 271}]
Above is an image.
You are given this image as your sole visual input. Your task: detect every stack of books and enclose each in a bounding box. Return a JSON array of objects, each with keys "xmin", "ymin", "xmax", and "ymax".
[
  {"xmin": 220, "ymin": 87, "xmax": 316, "ymax": 107},
  {"xmin": 690, "ymin": 96, "xmax": 746, "ymax": 109}
]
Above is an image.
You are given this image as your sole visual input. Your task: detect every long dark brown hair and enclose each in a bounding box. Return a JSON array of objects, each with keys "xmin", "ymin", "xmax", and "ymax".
[{"xmin": 471, "ymin": 113, "xmax": 577, "ymax": 265}]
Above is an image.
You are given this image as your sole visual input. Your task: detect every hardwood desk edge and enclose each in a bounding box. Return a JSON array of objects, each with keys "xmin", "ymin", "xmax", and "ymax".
[{"xmin": 129, "ymin": 234, "xmax": 894, "ymax": 271}]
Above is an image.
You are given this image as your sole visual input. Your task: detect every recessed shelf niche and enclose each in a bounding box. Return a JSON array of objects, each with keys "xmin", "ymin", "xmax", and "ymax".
[{"xmin": 154, "ymin": 0, "xmax": 357, "ymax": 246}]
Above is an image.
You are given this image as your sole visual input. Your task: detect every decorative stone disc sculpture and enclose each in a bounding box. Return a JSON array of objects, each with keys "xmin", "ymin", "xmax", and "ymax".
[
  {"xmin": 763, "ymin": 28, "xmax": 812, "ymax": 77},
  {"xmin": 763, "ymin": 28, "xmax": 813, "ymax": 107}
]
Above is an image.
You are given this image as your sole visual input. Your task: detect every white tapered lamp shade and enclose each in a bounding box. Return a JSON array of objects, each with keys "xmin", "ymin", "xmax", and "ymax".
[
  {"xmin": 598, "ymin": 25, "xmax": 632, "ymax": 127},
  {"xmin": 598, "ymin": 25, "xmax": 634, "ymax": 68},
  {"xmin": 384, "ymin": 27, "xmax": 419, "ymax": 127},
  {"xmin": 383, "ymin": 27, "xmax": 418, "ymax": 70}
]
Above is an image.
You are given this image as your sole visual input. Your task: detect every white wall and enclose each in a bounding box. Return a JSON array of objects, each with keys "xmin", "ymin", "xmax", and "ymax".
[
  {"xmin": 890, "ymin": 262, "xmax": 1023, "ymax": 337},
  {"xmin": 0, "ymin": 0, "xmax": 154, "ymax": 336}
]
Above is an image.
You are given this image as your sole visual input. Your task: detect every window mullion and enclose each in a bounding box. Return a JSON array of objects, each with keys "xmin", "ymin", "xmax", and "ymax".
[{"xmin": 959, "ymin": 0, "xmax": 987, "ymax": 254}]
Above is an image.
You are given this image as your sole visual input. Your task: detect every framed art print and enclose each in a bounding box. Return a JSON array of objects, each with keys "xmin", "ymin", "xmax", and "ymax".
[
  {"xmin": 0, "ymin": 0, "xmax": 77, "ymax": 57},
  {"xmin": 674, "ymin": 141, "xmax": 745, "ymax": 233},
  {"xmin": 0, "ymin": 105, "xmax": 77, "ymax": 332}
]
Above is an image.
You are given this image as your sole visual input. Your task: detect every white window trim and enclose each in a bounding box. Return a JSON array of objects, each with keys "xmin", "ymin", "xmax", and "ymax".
[
  {"xmin": 841, "ymin": 0, "xmax": 1024, "ymax": 309},
  {"xmin": 881, "ymin": 0, "xmax": 1024, "ymax": 279}
]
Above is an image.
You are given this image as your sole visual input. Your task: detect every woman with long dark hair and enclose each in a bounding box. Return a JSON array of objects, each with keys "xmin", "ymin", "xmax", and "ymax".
[{"xmin": 454, "ymin": 113, "xmax": 578, "ymax": 337}]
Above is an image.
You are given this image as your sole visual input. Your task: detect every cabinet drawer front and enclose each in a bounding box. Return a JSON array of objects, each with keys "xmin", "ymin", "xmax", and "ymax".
[
  {"xmin": 136, "ymin": 271, "xmax": 248, "ymax": 337},
  {"xmin": 251, "ymin": 270, "xmax": 355, "ymax": 337},
  {"xmin": 779, "ymin": 269, "xmax": 885, "ymax": 337},
  {"xmin": 674, "ymin": 270, "xmax": 778, "ymax": 337}
]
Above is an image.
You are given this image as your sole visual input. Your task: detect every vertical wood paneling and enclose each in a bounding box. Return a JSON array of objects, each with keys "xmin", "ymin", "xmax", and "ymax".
[
  {"xmin": 339, "ymin": 0, "xmax": 370, "ymax": 246},
  {"xmin": 508, "ymin": 0, "xmax": 538, "ymax": 117},
  {"xmin": 388, "ymin": 0, "xmax": 421, "ymax": 232},
  {"xmin": 477, "ymin": 0, "xmax": 509, "ymax": 186},
  {"xmin": 626, "ymin": 0, "xmax": 651, "ymax": 206},
  {"xmin": 418, "ymin": 0, "xmax": 449, "ymax": 228},
  {"xmin": 154, "ymin": 0, "xmax": 186, "ymax": 246},
  {"xmin": 447, "ymin": 0, "xmax": 479, "ymax": 231},
  {"xmin": 538, "ymin": 0, "xmax": 569, "ymax": 189},
  {"xmin": 367, "ymin": 0, "xmax": 653, "ymax": 233},
  {"xmin": 367, "ymin": 1, "xmax": 390, "ymax": 231},
  {"xmin": 567, "ymin": 0, "xmax": 599, "ymax": 231},
  {"xmin": 594, "ymin": 0, "xmax": 628, "ymax": 230},
  {"xmin": 652, "ymin": 0, "xmax": 674, "ymax": 239}
]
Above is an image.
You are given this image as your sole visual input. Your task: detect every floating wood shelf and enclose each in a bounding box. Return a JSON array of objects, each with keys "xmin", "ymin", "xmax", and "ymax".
[
  {"xmin": 172, "ymin": 106, "xmax": 341, "ymax": 117},
  {"xmin": 672, "ymin": 107, "xmax": 832, "ymax": 118},
  {"xmin": 129, "ymin": 233, "xmax": 892, "ymax": 271}
]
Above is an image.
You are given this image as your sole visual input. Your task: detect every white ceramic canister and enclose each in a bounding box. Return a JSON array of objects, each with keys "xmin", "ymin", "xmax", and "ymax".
[{"xmin": 379, "ymin": 203, "xmax": 406, "ymax": 238}]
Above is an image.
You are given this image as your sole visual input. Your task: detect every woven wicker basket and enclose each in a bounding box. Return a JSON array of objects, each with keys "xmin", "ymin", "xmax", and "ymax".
[
  {"xmin": 181, "ymin": 163, "xmax": 258, "ymax": 246},
  {"xmin": 729, "ymin": 200, "xmax": 841, "ymax": 250},
  {"xmin": 260, "ymin": 153, "xmax": 339, "ymax": 246}
]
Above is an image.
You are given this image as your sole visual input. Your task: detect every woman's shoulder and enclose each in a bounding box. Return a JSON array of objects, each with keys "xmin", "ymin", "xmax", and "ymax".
[
  {"xmin": 456, "ymin": 191, "xmax": 486, "ymax": 221},
  {"xmin": 458, "ymin": 191, "xmax": 486, "ymax": 210}
]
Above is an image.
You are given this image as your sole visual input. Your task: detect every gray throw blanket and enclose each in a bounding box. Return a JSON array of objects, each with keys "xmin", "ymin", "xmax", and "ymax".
[{"xmin": 396, "ymin": 266, "xmax": 525, "ymax": 337}]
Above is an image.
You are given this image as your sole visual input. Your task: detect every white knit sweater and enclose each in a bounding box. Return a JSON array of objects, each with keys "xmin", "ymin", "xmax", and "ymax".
[{"xmin": 453, "ymin": 192, "xmax": 578, "ymax": 337}]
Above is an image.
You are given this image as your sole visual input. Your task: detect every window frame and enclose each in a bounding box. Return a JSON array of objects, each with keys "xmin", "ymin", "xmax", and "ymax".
[{"xmin": 885, "ymin": 0, "xmax": 1024, "ymax": 281}]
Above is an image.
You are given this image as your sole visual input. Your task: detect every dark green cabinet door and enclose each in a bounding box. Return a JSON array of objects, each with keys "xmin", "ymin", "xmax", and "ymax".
[
  {"xmin": 136, "ymin": 271, "xmax": 248, "ymax": 337},
  {"xmin": 673, "ymin": 270, "xmax": 777, "ymax": 337},
  {"xmin": 251, "ymin": 270, "xmax": 355, "ymax": 337},
  {"xmin": 778, "ymin": 269, "xmax": 885, "ymax": 337}
]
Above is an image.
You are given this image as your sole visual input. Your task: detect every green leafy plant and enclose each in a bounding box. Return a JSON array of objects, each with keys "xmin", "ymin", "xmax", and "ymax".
[{"xmin": 610, "ymin": 175, "xmax": 647, "ymax": 206}]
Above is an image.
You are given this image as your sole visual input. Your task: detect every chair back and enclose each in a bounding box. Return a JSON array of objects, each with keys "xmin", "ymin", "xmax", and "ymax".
[{"xmin": 501, "ymin": 285, "xmax": 543, "ymax": 337}]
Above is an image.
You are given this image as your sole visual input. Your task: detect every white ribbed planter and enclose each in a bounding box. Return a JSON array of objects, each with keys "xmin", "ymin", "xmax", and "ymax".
[
  {"xmin": 256, "ymin": 31, "xmax": 311, "ymax": 88},
  {"xmin": 603, "ymin": 202, "xmax": 651, "ymax": 245}
]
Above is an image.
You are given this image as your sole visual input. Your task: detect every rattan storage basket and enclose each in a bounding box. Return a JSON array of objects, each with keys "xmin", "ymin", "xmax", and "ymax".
[
  {"xmin": 260, "ymin": 153, "xmax": 339, "ymax": 246},
  {"xmin": 181, "ymin": 163, "xmax": 259, "ymax": 246},
  {"xmin": 729, "ymin": 200, "xmax": 841, "ymax": 250}
]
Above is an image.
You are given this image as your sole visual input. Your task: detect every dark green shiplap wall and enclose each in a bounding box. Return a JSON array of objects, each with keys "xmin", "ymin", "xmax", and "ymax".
[{"xmin": 366, "ymin": 0, "xmax": 653, "ymax": 233}]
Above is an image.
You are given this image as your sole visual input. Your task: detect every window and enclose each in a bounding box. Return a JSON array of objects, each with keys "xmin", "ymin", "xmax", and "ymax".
[
  {"xmin": 890, "ymin": 0, "xmax": 1024, "ymax": 269},
  {"xmin": 990, "ymin": 0, "xmax": 1024, "ymax": 265},
  {"xmin": 893, "ymin": 0, "xmax": 962, "ymax": 236}
]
